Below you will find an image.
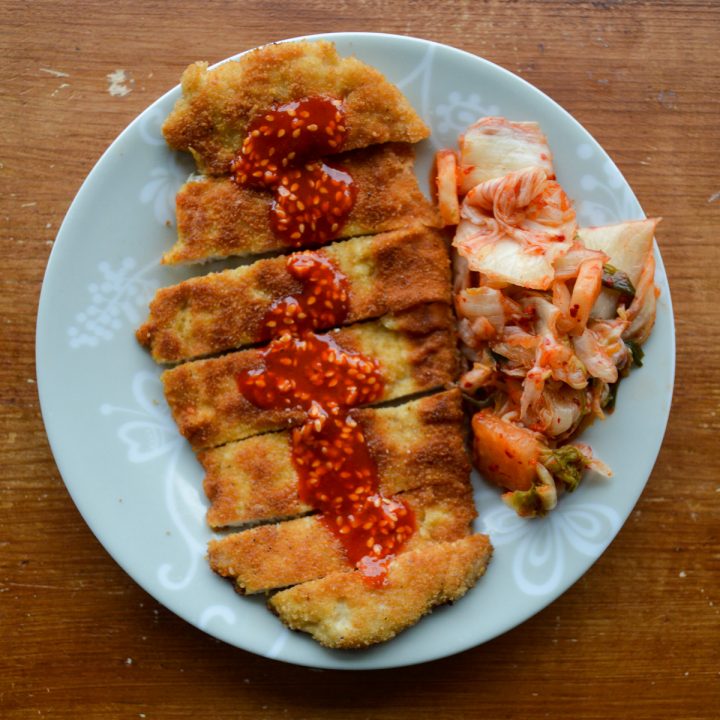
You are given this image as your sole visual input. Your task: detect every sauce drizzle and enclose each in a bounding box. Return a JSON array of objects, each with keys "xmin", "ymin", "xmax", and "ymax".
[
  {"xmin": 231, "ymin": 97, "xmax": 356, "ymax": 247},
  {"xmin": 236, "ymin": 252, "xmax": 415, "ymax": 584},
  {"xmin": 261, "ymin": 252, "xmax": 349, "ymax": 339}
]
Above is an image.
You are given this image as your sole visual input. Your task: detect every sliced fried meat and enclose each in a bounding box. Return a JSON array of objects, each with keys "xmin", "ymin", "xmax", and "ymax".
[
  {"xmin": 268, "ymin": 534, "xmax": 492, "ymax": 648},
  {"xmin": 166, "ymin": 144, "xmax": 441, "ymax": 264},
  {"xmin": 137, "ymin": 226, "xmax": 451, "ymax": 364},
  {"xmin": 201, "ymin": 389, "xmax": 469, "ymax": 529},
  {"xmin": 162, "ymin": 303, "xmax": 460, "ymax": 450},
  {"xmin": 207, "ymin": 480, "xmax": 477, "ymax": 594},
  {"xmin": 163, "ymin": 40, "xmax": 429, "ymax": 175}
]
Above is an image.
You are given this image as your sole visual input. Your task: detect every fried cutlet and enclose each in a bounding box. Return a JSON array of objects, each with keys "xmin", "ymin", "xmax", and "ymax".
[
  {"xmin": 137, "ymin": 226, "xmax": 451, "ymax": 364},
  {"xmin": 162, "ymin": 303, "xmax": 460, "ymax": 450},
  {"xmin": 207, "ymin": 480, "xmax": 477, "ymax": 594},
  {"xmin": 165, "ymin": 143, "xmax": 441, "ymax": 264},
  {"xmin": 163, "ymin": 40, "xmax": 430, "ymax": 175},
  {"xmin": 201, "ymin": 389, "xmax": 469, "ymax": 528},
  {"xmin": 268, "ymin": 534, "xmax": 492, "ymax": 648}
]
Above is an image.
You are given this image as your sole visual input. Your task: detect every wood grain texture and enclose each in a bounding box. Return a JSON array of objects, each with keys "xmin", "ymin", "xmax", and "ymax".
[{"xmin": 1, "ymin": 1, "xmax": 718, "ymax": 718}]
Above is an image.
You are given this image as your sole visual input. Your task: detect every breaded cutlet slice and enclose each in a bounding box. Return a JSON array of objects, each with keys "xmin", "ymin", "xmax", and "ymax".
[
  {"xmin": 166, "ymin": 144, "xmax": 441, "ymax": 264},
  {"xmin": 137, "ymin": 226, "xmax": 451, "ymax": 364},
  {"xmin": 162, "ymin": 303, "xmax": 460, "ymax": 450},
  {"xmin": 163, "ymin": 40, "xmax": 429, "ymax": 175},
  {"xmin": 207, "ymin": 480, "xmax": 477, "ymax": 594},
  {"xmin": 269, "ymin": 534, "xmax": 492, "ymax": 649},
  {"xmin": 201, "ymin": 389, "xmax": 469, "ymax": 529}
]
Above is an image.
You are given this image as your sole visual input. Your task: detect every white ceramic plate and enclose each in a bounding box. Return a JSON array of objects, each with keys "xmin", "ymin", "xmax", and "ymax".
[{"xmin": 36, "ymin": 33, "xmax": 675, "ymax": 669}]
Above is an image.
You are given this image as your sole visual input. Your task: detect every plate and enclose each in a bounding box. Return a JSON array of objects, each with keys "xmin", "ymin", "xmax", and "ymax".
[{"xmin": 36, "ymin": 33, "xmax": 675, "ymax": 669}]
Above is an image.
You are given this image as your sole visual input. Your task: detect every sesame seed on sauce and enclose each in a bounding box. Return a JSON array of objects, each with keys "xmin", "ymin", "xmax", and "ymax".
[
  {"xmin": 235, "ymin": 251, "xmax": 416, "ymax": 585},
  {"xmin": 230, "ymin": 96, "xmax": 357, "ymax": 247},
  {"xmin": 271, "ymin": 163, "xmax": 356, "ymax": 247},
  {"xmin": 259, "ymin": 252, "xmax": 349, "ymax": 339}
]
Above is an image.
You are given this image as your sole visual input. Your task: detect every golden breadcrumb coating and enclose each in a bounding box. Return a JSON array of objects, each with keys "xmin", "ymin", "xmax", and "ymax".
[
  {"xmin": 207, "ymin": 480, "xmax": 476, "ymax": 594},
  {"xmin": 201, "ymin": 389, "xmax": 469, "ymax": 528},
  {"xmin": 268, "ymin": 534, "xmax": 492, "ymax": 648},
  {"xmin": 166, "ymin": 143, "xmax": 441, "ymax": 264},
  {"xmin": 147, "ymin": 40, "xmax": 491, "ymax": 650},
  {"xmin": 161, "ymin": 303, "xmax": 459, "ymax": 450},
  {"xmin": 137, "ymin": 226, "xmax": 451, "ymax": 364},
  {"xmin": 163, "ymin": 40, "xmax": 429, "ymax": 175}
]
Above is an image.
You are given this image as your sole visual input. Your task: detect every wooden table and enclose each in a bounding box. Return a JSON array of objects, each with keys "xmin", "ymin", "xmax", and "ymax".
[{"xmin": 3, "ymin": 1, "xmax": 718, "ymax": 717}]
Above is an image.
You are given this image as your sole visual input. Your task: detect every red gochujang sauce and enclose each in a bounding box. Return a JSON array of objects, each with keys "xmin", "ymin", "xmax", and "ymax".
[
  {"xmin": 231, "ymin": 97, "xmax": 357, "ymax": 247},
  {"xmin": 236, "ymin": 252, "xmax": 415, "ymax": 585}
]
